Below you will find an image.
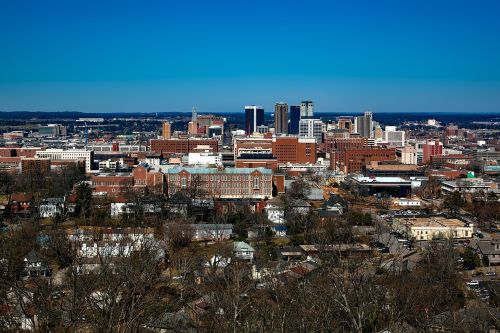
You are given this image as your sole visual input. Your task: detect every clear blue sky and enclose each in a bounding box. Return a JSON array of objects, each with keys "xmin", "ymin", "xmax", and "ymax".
[{"xmin": 1, "ymin": 0, "xmax": 499, "ymax": 113}]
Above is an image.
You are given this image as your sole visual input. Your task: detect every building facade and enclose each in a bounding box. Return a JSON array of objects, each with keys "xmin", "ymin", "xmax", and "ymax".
[
  {"xmin": 299, "ymin": 118, "xmax": 324, "ymax": 143},
  {"xmin": 166, "ymin": 167, "xmax": 273, "ymax": 199},
  {"xmin": 35, "ymin": 149, "xmax": 94, "ymax": 172},
  {"xmin": 244, "ymin": 105, "xmax": 265, "ymax": 135},
  {"xmin": 150, "ymin": 138, "xmax": 219, "ymax": 155},
  {"xmin": 289, "ymin": 105, "xmax": 301, "ymax": 134},
  {"xmin": 274, "ymin": 102, "xmax": 288, "ymax": 134},
  {"xmin": 162, "ymin": 122, "xmax": 171, "ymax": 139},
  {"xmin": 300, "ymin": 100, "xmax": 314, "ymax": 118}
]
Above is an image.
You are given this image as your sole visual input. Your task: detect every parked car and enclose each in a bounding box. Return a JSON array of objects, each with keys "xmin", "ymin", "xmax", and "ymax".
[
  {"xmin": 472, "ymin": 272, "xmax": 485, "ymax": 277},
  {"xmin": 467, "ymin": 280, "xmax": 480, "ymax": 287},
  {"xmin": 485, "ymin": 272, "xmax": 497, "ymax": 277}
]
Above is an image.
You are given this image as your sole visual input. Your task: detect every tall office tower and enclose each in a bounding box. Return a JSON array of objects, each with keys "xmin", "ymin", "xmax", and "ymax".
[
  {"xmin": 289, "ymin": 105, "xmax": 301, "ymax": 134},
  {"xmin": 300, "ymin": 100, "xmax": 314, "ymax": 118},
  {"xmin": 355, "ymin": 111, "xmax": 373, "ymax": 138},
  {"xmin": 274, "ymin": 102, "xmax": 288, "ymax": 134},
  {"xmin": 244, "ymin": 105, "xmax": 264, "ymax": 135},
  {"xmin": 384, "ymin": 126, "xmax": 405, "ymax": 147},
  {"xmin": 162, "ymin": 121, "xmax": 171, "ymax": 139},
  {"xmin": 374, "ymin": 125, "xmax": 384, "ymax": 140},
  {"xmin": 191, "ymin": 107, "xmax": 198, "ymax": 122},
  {"xmin": 188, "ymin": 107, "xmax": 199, "ymax": 135},
  {"xmin": 299, "ymin": 118, "xmax": 325, "ymax": 143}
]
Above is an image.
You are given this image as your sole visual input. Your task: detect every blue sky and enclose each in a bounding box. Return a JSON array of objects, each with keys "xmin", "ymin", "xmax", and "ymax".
[{"xmin": 0, "ymin": 0, "xmax": 499, "ymax": 113}]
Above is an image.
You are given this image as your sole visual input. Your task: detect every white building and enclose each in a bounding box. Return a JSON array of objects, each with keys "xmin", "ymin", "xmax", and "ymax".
[
  {"xmin": 300, "ymin": 100, "xmax": 314, "ymax": 118},
  {"xmin": 36, "ymin": 148, "xmax": 94, "ymax": 172},
  {"xmin": 234, "ymin": 241, "xmax": 255, "ymax": 261},
  {"xmin": 385, "ymin": 126, "xmax": 405, "ymax": 147},
  {"xmin": 299, "ymin": 118, "xmax": 325, "ymax": 143},
  {"xmin": 396, "ymin": 145, "xmax": 417, "ymax": 165},
  {"xmin": 441, "ymin": 178, "xmax": 495, "ymax": 194},
  {"xmin": 39, "ymin": 198, "xmax": 64, "ymax": 218},
  {"xmin": 394, "ymin": 198, "xmax": 421, "ymax": 207},
  {"xmin": 184, "ymin": 152, "xmax": 222, "ymax": 166},
  {"xmin": 98, "ymin": 159, "xmax": 120, "ymax": 171},
  {"xmin": 394, "ymin": 216, "xmax": 473, "ymax": 241}
]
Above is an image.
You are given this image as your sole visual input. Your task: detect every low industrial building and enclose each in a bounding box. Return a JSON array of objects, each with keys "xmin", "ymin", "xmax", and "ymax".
[
  {"xmin": 344, "ymin": 175, "xmax": 412, "ymax": 198},
  {"xmin": 393, "ymin": 216, "xmax": 473, "ymax": 241}
]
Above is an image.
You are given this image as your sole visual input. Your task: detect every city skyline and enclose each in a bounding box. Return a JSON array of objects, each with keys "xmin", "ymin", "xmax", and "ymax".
[{"xmin": 1, "ymin": 0, "xmax": 500, "ymax": 114}]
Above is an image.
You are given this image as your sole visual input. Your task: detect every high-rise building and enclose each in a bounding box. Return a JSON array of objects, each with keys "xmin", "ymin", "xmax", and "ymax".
[
  {"xmin": 245, "ymin": 105, "xmax": 264, "ymax": 135},
  {"xmin": 337, "ymin": 116, "xmax": 353, "ymax": 133},
  {"xmin": 299, "ymin": 118, "xmax": 325, "ymax": 143},
  {"xmin": 300, "ymin": 101, "xmax": 314, "ymax": 118},
  {"xmin": 384, "ymin": 126, "xmax": 405, "ymax": 147},
  {"xmin": 274, "ymin": 102, "xmax": 288, "ymax": 134},
  {"xmin": 354, "ymin": 111, "xmax": 373, "ymax": 138},
  {"xmin": 162, "ymin": 122, "xmax": 171, "ymax": 139},
  {"xmin": 289, "ymin": 105, "xmax": 301, "ymax": 134},
  {"xmin": 422, "ymin": 140, "xmax": 443, "ymax": 164}
]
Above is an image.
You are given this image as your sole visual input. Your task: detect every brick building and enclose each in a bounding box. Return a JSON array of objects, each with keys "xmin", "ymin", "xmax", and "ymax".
[
  {"xmin": 233, "ymin": 136, "xmax": 317, "ymax": 164},
  {"xmin": 0, "ymin": 147, "xmax": 42, "ymax": 158},
  {"xmin": 21, "ymin": 158, "xmax": 51, "ymax": 175},
  {"xmin": 430, "ymin": 154, "xmax": 472, "ymax": 170},
  {"xmin": 272, "ymin": 137, "xmax": 316, "ymax": 164},
  {"xmin": 422, "ymin": 140, "xmax": 443, "ymax": 164},
  {"xmin": 332, "ymin": 147, "xmax": 396, "ymax": 174},
  {"xmin": 150, "ymin": 138, "xmax": 219, "ymax": 156},
  {"xmin": 92, "ymin": 165, "xmax": 164, "ymax": 196},
  {"xmin": 325, "ymin": 136, "xmax": 367, "ymax": 155},
  {"xmin": 235, "ymin": 153, "xmax": 278, "ymax": 170},
  {"xmin": 165, "ymin": 166, "xmax": 273, "ymax": 199}
]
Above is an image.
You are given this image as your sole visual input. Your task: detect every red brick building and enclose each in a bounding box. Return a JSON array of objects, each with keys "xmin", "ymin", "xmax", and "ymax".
[
  {"xmin": 332, "ymin": 147, "xmax": 397, "ymax": 173},
  {"xmin": 233, "ymin": 136, "xmax": 317, "ymax": 164},
  {"xmin": 0, "ymin": 147, "xmax": 42, "ymax": 158},
  {"xmin": 166, "ymin": 166, "xmax": 273, "ymax": 199},
  {"xmin": 235, "ymin": 153, "xmax": 278, "ymax": 170},
  {"xmin": 21, "ymin": 158, "xmax": 51, "ymax": 174},
  {"xmin": 325, "ymin": 136, "xmax": 367, "ymax": 155},
  {"xmin": 430, "ymin": 154, "xmax": 472, "ymax": 170},
  {"xmin": 272, "ymin": 137, "xmax": 316, "ymax": 164},
  {"xmin": 422, "ymin": 140, "xmax": 443, "ymax": 164},
  {"xmin": 150, "ymin": 138, "xmax": 219, "ymax": 156},
  {"xmin": 91, "ymin": 165, "xmax": 164, "ymax": 196}
]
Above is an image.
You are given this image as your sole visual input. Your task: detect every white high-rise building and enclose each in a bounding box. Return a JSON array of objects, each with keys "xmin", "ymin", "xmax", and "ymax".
[
  {"xmin": 300, "ymin": 101, "xmax": 314, "ymax": 118},
  {"xmin": 299, "ymin": 118, "xmax": 325, "ymax": 143},
  {"xmin": 384, "ymin": 126, "xmax": 405, "ymax": 147}
]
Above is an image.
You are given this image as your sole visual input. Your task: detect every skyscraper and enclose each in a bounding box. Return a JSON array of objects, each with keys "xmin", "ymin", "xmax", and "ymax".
[
  {"xmin": 300, "ymin": 101, "xmax": 314, "ymax": 118},
  {"xmin": 244, "ymin": 105, "xmax": 264, "ymax": 135},
  {"xmin": 299, "ymin": 118, "xmax": 325, "ymax": 143},
  {"xmin": 162, "ymin": 121, "xmax": 171, "ymax": 139},
  {"xmin": 274, "ymin": 102, "xmax": 288, "ymax": 134},
  {"xmin": 354, "ymin": 111, "xmax": 373, "ymax": 138},
  {"xmin": 289, "ymin": 105, "xmax": 300, "ymax": 134}
]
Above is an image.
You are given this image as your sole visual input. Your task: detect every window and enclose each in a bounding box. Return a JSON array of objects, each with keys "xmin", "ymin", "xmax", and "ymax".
[
  {"xmin": 253, "ymin": 176, "xmax": 259, "ymax": 189},
  {"xmin": 181, "ymin": 177, "xmax": 187, "ymax": 189}
]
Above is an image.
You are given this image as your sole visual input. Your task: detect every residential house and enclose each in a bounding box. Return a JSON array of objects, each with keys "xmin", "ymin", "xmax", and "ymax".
[
  {"xmin": 470, "ymin": 239, "xmax": 500, "ymax": 265},
  {"xmin": 233, "ymin": 241, "xmax": 255, "ymax": 261},
  {"xmin": 39, "ymin": 197, "xmax": 65, "ymax": 218},
  {"xmin": 22, "ymin": 250, "xmax": 51, "ymax": 278},
  {"xmin": 190, "ymin": 224, "xmax": 233, "ymax": 242}
]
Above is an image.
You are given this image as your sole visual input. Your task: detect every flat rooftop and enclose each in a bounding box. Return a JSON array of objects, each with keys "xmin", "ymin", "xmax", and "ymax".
[
  {"xmin": 351, "ymin": 176, "xmax": 410, "ymax": 184},
  {"xmin": 397, "ymin": 216, "xmax": 467, "ymax": 228}
]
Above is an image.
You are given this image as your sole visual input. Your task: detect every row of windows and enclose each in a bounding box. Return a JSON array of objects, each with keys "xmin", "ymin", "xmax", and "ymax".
[{"xmin": 170, "ymin": 174, "xmax": 271, "ymax": 181}]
